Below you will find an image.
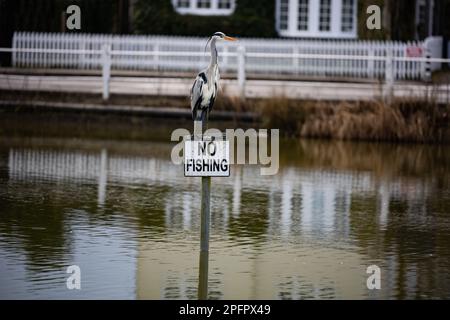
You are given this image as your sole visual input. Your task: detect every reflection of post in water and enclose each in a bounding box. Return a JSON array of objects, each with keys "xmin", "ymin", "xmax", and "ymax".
[
  {"xmin": 196, "ymin": 112, "xmax": 211, "ymax": 300},
  {"xmin": 98, "ymin": 148, "xmax": 108, "ymax": 207}
]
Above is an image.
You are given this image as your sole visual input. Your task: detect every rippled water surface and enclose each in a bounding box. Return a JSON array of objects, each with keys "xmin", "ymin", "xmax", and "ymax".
[{"xmin": 0, "ymin": 136, "xmax": 449, "ymax": 299}]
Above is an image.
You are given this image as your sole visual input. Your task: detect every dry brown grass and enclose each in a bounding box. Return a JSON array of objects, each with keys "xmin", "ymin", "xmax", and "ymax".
[
  {"xmin": 258, "ymin": 97, "xmax": 307, "ymax": 137},
  {"xmin": 3, "ymin": 89, "xmax": 448, "ymax": 143},
  {"xmin": 255, "ymin": 97, "xmax": 449, "ymax": 143},
  {"xmin": 300, "ymin": 99, "xmax": 448, "ymax": 142}
]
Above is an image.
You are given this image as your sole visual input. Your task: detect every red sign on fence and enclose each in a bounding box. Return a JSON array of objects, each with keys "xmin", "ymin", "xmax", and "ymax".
[{"xmin": 406, "ymin": 46, "xmax": 423, "ymax": 58}]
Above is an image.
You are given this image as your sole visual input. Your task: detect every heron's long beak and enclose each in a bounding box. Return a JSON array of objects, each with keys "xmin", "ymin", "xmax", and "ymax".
[{"xmin": 224, "ymin": 36, "xmax": 237, "ymax": 41}]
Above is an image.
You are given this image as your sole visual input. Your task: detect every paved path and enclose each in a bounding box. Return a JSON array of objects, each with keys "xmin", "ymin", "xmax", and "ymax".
[{"xmin": 1, "ymin": 74, "xmax": 449, "ymax": 103}]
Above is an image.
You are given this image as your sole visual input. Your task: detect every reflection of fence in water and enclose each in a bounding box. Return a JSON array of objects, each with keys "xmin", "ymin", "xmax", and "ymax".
[
  {"xmin": 8, "ymin": 148, "xmax": 430, "ymax": 236},
  {"xmin": 8, "ymin": 148, "xmax": 179, "ymax": 183},
  {"xmin": 8, "ymin": 148, "xmax": 101, "ymax": 180}
]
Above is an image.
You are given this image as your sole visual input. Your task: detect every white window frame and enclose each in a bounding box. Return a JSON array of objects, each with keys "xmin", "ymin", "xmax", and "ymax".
[
  {"xmin": 319, "ymin": 0, "xmax": 332, "ymax": 32},
  {"xmin": 275, "ymin": 0, "xmax": 357, "ymax": 38},
  {"xmin": 172, "ymin": 0, "xmax": 236, "ymax": 16},
  {"xmin": 277, "ymin": 0, "xmax": 290, "ymax": 31}
]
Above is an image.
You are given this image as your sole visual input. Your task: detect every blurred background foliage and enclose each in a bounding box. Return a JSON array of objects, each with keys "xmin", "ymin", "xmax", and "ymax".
[
  {"xmin": 0, "ymin": 0, "xmax": 449, "ymax": 43},
  {"xmin": 133, "ymin": 0, "xmax": 277, "ymax": 38},
  {"xmin": 0, "ymin": 0, "xmax": 126, "ymax": 46}
]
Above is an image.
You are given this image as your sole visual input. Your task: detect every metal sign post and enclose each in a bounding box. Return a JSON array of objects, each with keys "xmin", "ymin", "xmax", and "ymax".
[
  {"xmin": 196, "ymin": 111, "xmax": 211, "ymax": 301},
  {"xmin": 186, "ymin": 112, "xmax": 230, "ymax": 300},
  {"xmin": 198, "ymin": 174, "xmax": 210, "ymax": 300}
]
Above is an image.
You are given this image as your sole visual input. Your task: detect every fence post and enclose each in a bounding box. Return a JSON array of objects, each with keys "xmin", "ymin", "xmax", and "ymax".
[
  {"xmin": 102, "ymin": 44, "xmax": 111, "ymax": 101},
  {"xmin": 384, "ymin": 50, "xmax": 394, "ymax": 103},
  {"xmin": 423, "ymin": 52, "xmax": 432, "ymax": 82},
  {"xmin": 237, "ymin": 45, "xmax": 246, "ymax": 99}
]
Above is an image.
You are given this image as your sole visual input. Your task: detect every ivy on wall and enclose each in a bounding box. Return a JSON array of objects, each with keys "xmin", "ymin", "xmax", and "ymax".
[
  {"xmin": 358, "ymin": 0, "xmax": 450, "ymax": 42},
  {"xmin": 357, "ymin": 0, "xmax": 388, "ymax": 40},
  {"xmin": 0, "ymin": 0, "xmax": 122, "ymax": 34},
  {"xmin": 0, "ymin": 0, "xmax": 125, "ymax": 65},
  {"xmin": 133, "ymin": 0, "xmax": 277, "ymax": 38},
  {"xmin": 1, "ymin": 0, "xmax": 447, "ymax": 44}
]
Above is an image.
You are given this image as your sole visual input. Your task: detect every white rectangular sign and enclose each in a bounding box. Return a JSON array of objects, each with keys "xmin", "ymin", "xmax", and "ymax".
[{"xmin": 184, "ymin": 140, "xmax": 230, "ymax": 177}]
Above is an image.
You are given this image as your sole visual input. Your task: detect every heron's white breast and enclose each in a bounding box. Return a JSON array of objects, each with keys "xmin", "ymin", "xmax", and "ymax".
[
  {"xmin": 200, "ymin": 66, "xmax": 219, "ymax": 108},
  {"xmin": 200, "ymin": 82, "xmax": 216, "ymax": 107}
]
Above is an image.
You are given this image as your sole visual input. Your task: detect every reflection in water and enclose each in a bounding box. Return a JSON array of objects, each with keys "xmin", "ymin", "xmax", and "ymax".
[
  {"xmin": 0, "ymin": 138, "xmax": 449, "ymax": 299},
  {"xmin": 98, "ymin": 149, "xmax": 108, "ymax": 207}
]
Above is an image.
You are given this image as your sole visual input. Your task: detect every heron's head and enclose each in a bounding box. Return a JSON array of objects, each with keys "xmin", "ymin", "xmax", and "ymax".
[
  {"xmin": 212, "ymin": 32, "xmax": 237, "ymax": 42},
  {"xmin": 205, "ymin": 32, "xmax": 237, "ymax": 52}
]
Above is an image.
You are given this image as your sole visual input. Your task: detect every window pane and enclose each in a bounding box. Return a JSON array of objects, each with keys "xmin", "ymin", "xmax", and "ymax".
[
  {"xmin": 218, "ymin": 0, "xmax": 232, "ymax": 9},
  {"xmin": 319, "ymin": 0, "xmax": 331, "ymax": 31},
  {"xmin": 341, "ymin": 0, "xmax": 354, "ymax": 32},
  {"xmin": 297, "ymin": 0, "xmax": 309, "ymax": 31},
  {"xmin": 279, "ymin": 0, "xmax": 289, "ymax": 30},
  {"xmin": 197, "ymin": 0, "xmax": 211, "ymax": 8},
  {"xmin": 176, "ymin": 0, "xmax": 190, "ymax": 8}
]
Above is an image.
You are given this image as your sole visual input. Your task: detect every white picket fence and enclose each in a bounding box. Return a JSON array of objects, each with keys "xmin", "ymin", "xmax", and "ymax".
[{"xmin": 11, "ymin": 32, "xmax": 434, "ymax": 81}]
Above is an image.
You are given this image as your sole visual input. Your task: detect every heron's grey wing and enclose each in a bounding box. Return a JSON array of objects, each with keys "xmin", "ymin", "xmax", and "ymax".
[{"xmin": 190, "ymin": 75, "xmax": 204, "ymax": 120}]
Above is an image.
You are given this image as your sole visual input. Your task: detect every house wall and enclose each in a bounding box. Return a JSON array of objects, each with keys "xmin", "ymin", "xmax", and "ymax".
[{"xmin": 133, "ymin": 0, "xmax": 422, "ymax": 40}]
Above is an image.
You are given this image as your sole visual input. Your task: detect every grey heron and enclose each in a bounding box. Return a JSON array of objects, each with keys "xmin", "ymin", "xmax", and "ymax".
[{"xmin": 190, "ymin": 32, "xmax": 237, "ymax": 122}]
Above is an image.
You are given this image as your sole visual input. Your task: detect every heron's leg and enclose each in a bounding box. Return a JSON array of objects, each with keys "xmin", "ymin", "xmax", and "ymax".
[{"xmin": 201, "ymin": 109, "xmax": 208, "ymax": 134}]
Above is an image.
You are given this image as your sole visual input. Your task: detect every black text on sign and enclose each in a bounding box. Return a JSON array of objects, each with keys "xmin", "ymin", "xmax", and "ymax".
[{"xmin": 184, "ymin": 140, "xmax": 230, "ymax": 177}]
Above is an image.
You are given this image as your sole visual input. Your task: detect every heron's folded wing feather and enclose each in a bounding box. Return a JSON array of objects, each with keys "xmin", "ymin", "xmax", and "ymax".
[{"xmin": 190, "ymin": 75, "xmax": 204, "ymax": 112}]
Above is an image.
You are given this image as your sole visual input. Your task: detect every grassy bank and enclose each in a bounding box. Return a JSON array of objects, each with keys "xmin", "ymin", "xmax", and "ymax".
[
  {"xmin": 256, "ymin": 98, "xmax": 449, "ymax": 143},
  {"xmin": 1, "ymin": 90, "xmax": 449, "ymax": 143}
]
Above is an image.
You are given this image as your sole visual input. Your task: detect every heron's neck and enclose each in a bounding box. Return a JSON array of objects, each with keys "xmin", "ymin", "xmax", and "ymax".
[{"xmin": 209, "ymin": 38, "xmax": 218, "ymax": 69}]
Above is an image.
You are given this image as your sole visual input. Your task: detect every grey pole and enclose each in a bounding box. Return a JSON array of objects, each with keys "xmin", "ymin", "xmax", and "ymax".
[
  {"xmin": 200, "ymin": 174, "xmax": 211, "ymax": 253},
  {"xmin": 197, "ymin": 110, "xmax": 211, "ymax": 300},
  {"xmin": 198, "ymin": 244, "xmax": 209, "ymax": 300}
]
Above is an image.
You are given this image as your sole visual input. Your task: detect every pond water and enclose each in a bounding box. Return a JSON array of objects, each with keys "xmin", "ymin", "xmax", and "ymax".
[{"xmin": 0, "ymin": 128, "xmax": 449, "ymax": 299}]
